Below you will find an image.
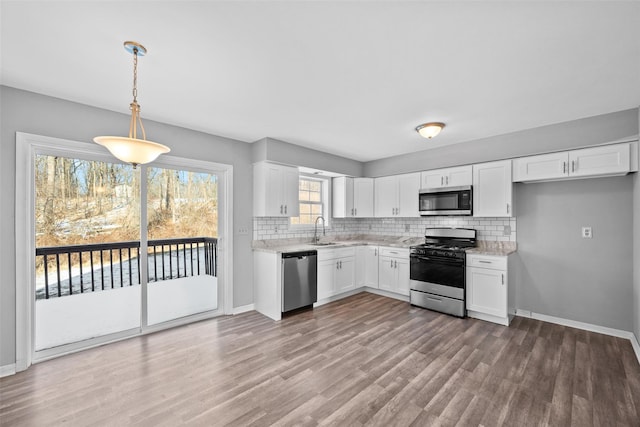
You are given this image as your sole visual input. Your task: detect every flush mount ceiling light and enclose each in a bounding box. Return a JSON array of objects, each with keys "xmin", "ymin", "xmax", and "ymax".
[
  {"xmin": 94, "ymin": 41, "xmax": 170, "ymax": 168},
  {"xmin": 415, "ymin": 122, "xmax": 446, "ymax": 139}
]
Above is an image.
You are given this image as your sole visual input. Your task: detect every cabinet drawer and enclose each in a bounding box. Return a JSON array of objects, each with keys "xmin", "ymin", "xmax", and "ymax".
[
  {"xmin": 318, "ymin": 247, "xmax": 355, "ymax": 261},
  {"xmin": 467, "ymin": 254, "xmax": 506, "ymax": 270},
  {"xmin": 380, "ymin": 247, "xmax": 409, "ymax": 258},
  {"xmin": 317, "ymin": 249, "xmax": 337, "ymax": 261}
]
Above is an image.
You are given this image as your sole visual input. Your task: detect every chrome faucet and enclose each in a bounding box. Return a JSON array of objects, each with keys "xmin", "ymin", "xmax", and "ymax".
[{"xmin": 314, "ymin": 216, "xmax": 326, "ymax": 244}]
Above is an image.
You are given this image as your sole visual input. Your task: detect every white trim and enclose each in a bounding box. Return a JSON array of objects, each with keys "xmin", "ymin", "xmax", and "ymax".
[
  {"xmin": 631, "ymin": 334, "xmax": 640, "ymax": 366},
  {"xmin": 515, "ymin": 309, "xmax": 634, "ymax": 339},
  {"xmin": 15, "ymin": 132, "xmax": 234, "ymax": 371},
  {"xmin": 468, "ymin": 310, "xmax": 510, "ymax": 326},
  {"xmin": 0, "ymin": 364, "xmax": 16, "ymax": 378},
  {"xmin": 363, "ymin": 287, "xmax": 410, "ymax": 302},
  {"xmin": 233, "ymin": 304, "xmax": 255, "ymax": 315}
]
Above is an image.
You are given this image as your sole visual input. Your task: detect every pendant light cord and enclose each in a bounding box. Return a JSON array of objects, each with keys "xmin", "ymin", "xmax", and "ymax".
[{"xmin": 128, "ymin": 46, "xmax": 146, "ymax": 141}]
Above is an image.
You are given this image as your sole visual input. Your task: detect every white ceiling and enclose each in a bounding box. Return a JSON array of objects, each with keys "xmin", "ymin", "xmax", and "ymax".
[{"xmin": 2, "ymin": 1, "xmax": 639, "ymax": 162}]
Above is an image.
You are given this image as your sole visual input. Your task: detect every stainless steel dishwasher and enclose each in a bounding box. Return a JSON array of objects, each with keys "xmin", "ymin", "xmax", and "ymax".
[{"xmin": 282, "ymin": 250, "xmax": 317, "ymax": 313}]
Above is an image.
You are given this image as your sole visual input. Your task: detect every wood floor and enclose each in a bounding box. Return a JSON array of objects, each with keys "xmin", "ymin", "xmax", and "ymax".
[{"xmin": 2, "ymin": 293, "xmax": 640, "ymax": 426}]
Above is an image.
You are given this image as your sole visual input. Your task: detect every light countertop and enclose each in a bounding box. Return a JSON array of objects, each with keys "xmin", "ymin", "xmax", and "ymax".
[{"xmin": 252, "ymin": 235, "xmax": 517, "ymax": 256}]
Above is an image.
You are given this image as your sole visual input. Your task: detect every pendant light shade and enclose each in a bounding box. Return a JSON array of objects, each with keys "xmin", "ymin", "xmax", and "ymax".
[
  {"xmin": 416, "ymin": 122, "xmax": 445, "ymax": 139},
  {"xmin": 94, "ymin": 41, "xmax": 170, "ymax": 167}
]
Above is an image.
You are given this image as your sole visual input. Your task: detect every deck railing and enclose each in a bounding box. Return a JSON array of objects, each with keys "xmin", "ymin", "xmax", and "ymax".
[{"xmin": 35, "ymin": 237, "xmax": 217, "ymax": 299}]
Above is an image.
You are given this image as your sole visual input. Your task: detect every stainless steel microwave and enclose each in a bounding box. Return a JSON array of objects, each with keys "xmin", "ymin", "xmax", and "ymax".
[{"xmin": 419, "ymin": 185, "xmax": 472, "ymax": 216}]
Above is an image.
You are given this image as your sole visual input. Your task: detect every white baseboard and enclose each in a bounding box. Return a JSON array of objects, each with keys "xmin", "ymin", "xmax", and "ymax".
[
  {"xmin": 515, "ymin": 309, "xmax": 640, "ymax": 365},
  {"xmin": 1, "ymin": 363, "xmax": 16, "ymax": 378},
  {"xmin": 631, "ymin": 334, "xmax": 640, "ymax": 365},
  {"xmin": 233, "ymin": 304, "xmax": 255, "ymax": 315}
]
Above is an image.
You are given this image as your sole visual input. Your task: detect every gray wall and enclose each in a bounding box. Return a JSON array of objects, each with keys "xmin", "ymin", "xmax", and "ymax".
[
  {"xmin": 364, "ymin": 109, "xmax": 639, "ymax": 177},
  {"xmin": 515, "ymin": 177, "xmax": 634, "ymax": 331},
  {"xmin": 252, "ymin": 137, "xmax": 363, "ymax": 177},
  {"xmin": 634, "ymin": 107, "xmax": 640, "ymax": 339},
  {"xmin": 0, "ymin": 86, "xmax": 254, "ymax": 367}
]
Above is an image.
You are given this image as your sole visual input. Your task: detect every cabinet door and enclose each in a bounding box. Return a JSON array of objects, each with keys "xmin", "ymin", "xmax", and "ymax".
[
  {"xmin": 569, "ymin": 144, "xmax": 630, "ymax": 178},
  {"xmin": 353, "ymin": 178, "xmax": 374, "ymax": 217},
  {"xmin": 317, "ymin": 259, "xmax": 336, "ymax": 300},
  {"xmin": 335, "ymin": 257, "xmax": 355, "ymax": 293},
  {"xmin": 447, "ymin": 166, "xmax": 473, "ymax": 187},
  {"xmin": 282, "ymin": 165, "xmax": 300, "ymax": 217},
  {"xmin": 395, "ymin": 258, "xmax": 410, "ymax": 296},
  {"xmin": 364, "ymin": 246, "xmax": 379, "ymax": 288},
  {"xmin": 397, "ymin": 173, "xmax": 420, "ymax": 217},
  {"xmin": 355, "ymin": 246, "xmax": 366, "ymax": 287},
  {"xmin": 265, "ymin": 164, "xmax": 285, "ymax": 216},
  {"xmin": 466, "ymin": 267, "xmax": 507, "ymax": 318},
  {"xmin": 512, "ymin": 152, "xmax": 568, "ymax": 182},
  {"xmin": 374, "ymin": 176, "xmax": 398, "ymax": 217},
  {"xmin": 378, "ymin": 256, "xmax": 396, "ymax": 292},
  {"xmin": 473, "ymin": 160, "xmax": 513, "ymax": 217},
  {"xmin": 421, "ymin": 170, "xmax": 444, "ymax": 189},
  {"xmin": 332, "ymin": 177, "xmax": 354, "ymax": 218}
]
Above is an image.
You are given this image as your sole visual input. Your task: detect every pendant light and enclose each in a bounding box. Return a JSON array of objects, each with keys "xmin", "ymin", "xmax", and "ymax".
[
  {"xmin": 415, "ymin": 122, "xmax": 445, "ymax": 139},
  {"xmin": 94, "ymin": 41, "xmax": 170, "ymax": 168}
]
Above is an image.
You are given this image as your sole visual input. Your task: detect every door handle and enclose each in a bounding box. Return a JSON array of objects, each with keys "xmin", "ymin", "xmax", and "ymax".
[{"xmin": 571, "ymin": 160, "xmax": 576, "ymax": 173}]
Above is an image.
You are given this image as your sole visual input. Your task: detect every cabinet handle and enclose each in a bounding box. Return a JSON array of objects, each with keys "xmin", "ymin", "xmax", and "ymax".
[
  {"xmin": 340, "ymin": 261, "xmax": 343, "ymax": 269},
  {"xmin": 337, "ymin": 261, "xmax": 339, "ymax": 270},
  {"xmin": 479, "ymin": 260, "xmax": 492, "ymax": 264},
  {"xmin": 572, "ymin": 160, "xmax": 576, "ymax": 173},
  {"xmin": 446, "ymin": 176, "xmax": 449, "ymax": 185},
  {"xmin": 562, "ymin": 161, "xmax": 567, "ymax": 174},
  {"xmin": 280, "ymin": 205, "xmax": 283, "ymax": 214},
  {"xmin": 374, "ymin": 248, "xmax": 377, "ymax": 256},
  {"xmin": 355, "ymin": 208, "xmax": 357, "ymax": 216},
  {"xmin": 501, "ymin": 273, "xmax": 505, "ymax": 285},
  {"xmin": 390, "ymin": 260, "xmax": 393, "ymax": 268},
  {"xmin": 441, "ymin": 176, "xmax": 444, "ymax": 186},
  {"xmin": 506, "ymin": 203, "xmax": 510, "ymax": 214},
  {"xmin": 351, "ymin": 208, "xmax": 354, "ymax": 216},
  {"xmin": 284, "ymin": 205, "xmax": 287, "ymax": 214},
  {"xmin": 394, "ymin": 260, "xmax": 397, "ymax": 268}
]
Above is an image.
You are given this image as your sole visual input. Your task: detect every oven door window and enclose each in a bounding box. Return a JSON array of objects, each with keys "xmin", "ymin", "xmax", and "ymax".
[{"xmin": 410, "ymin": 255, "xmax": 464, "ymax": 288}]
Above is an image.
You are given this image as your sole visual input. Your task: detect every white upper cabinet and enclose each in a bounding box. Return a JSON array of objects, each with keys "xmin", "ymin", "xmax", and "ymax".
[
  {"xmin": 253, "ymin": 162, "xmax": 300, "ymax": 217},
  {"xmin": 513, "ymin": 143, "xmax": 631, "ymax": 182},
  {"xmin": 374, "ymin": 172, "xmax": 420, "ymax": 217},
  {"xmin": 421, "ymin": 165, "xmax": 472, "ymax": 189},
  {"xmin": 333, "ymin": 177, "xmax": 374, "ymax": 218},
  {"xmin": 473, "ymin": 160, "xmax": 513, "ymax": 217}
]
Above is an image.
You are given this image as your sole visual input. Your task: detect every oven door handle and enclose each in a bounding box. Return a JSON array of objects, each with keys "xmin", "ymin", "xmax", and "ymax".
[{"xmin": 410, "ymin": 255, "xmax": 464, "ymax": 266}]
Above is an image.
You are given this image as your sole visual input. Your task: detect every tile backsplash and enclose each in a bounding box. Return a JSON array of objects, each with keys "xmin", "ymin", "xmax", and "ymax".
[{"xmin": 253, "ymin": 216, "xmax": 516, "ymax": 242}]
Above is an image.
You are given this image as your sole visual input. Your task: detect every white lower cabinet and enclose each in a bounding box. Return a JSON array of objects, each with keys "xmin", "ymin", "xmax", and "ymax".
[
  {"xmin": 378, "ymin": 247, "xmax": 410, "ymax": 296},
  {"xmin": 466, "ymin": 254, "xmax": 514, "ymax": 326},
  {"xmin": 356, "ymin": 246, "xmax": 379, "ymax": 288},
  {"xmin": 317, "ymin": 247, "xmax": 356, "ymax": 301}
]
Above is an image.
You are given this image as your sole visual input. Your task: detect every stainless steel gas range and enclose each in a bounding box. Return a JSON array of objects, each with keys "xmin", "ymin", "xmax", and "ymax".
[{"xmin": 409, "ymin": 228, "xmax": 477, "ymax": 317}]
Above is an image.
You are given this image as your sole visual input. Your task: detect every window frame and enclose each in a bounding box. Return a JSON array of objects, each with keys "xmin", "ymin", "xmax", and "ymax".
[{"xmin": 289, "ymin": 174, "xmax": 331, "ymax": 229}]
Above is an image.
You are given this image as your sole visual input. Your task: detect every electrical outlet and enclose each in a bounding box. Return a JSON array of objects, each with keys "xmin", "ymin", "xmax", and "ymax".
[
  {"xmin": 405, "ymin": 224, "xmax": 410, "ymax": 232},
  {"xmin": 274, "ymin": 225, "xmax": 279, "ymax": 233},
  {"xmin": 581, "ymin": 226, "xmax": 592, "ymax": 238},
  {"xmin": 368, "ymin": 224, "xmax": 372, "ymax": 230},
  {"xmin": 238, "ymin": 226, "xmax": 249, "ymax": 235},
  {"xmin": 503, "ymin": 225, "xmax": 511, "ymax": 236}
]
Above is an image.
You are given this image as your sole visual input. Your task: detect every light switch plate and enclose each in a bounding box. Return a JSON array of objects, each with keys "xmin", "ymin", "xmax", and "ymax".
[
  {"xmin": 581, "ymin": 226, "xmax": 592, "ymax": 238},
  {"xmin": 238, "ymin": 226, "xmax": 249, "ymax": 235}
]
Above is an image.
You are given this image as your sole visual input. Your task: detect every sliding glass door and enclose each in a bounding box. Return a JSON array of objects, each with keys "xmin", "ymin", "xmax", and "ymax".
[
  {"xmin": 31, "ymin": 148, "xmax": 223, "ymax": 356},
  {"xmin": 145, "ymin": 166, "xmax": 219, "ymax": 325},
  {"xmin": 34, "ymin": 155, "xmax": 141, "ymax": 351}
]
